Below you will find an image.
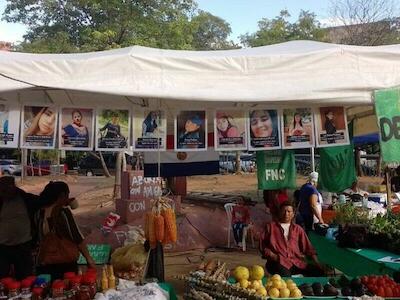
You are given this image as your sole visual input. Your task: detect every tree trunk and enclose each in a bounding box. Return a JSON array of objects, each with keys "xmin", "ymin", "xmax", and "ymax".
[
  {"xmin": 38, "ymin": 151, "xmax": 42, "ymax": 177},
  {"xmin": 99, "ymin": 151, "xmax": 111, "ymax": 177},
  {"xmin": 113, "ymin": 152, "xmax": 122, "ymax": 199},
  {"xmin": 235, "ymin": 151, "xmax": 241, "ymax": 174},
  {"xmin": 29, "ymin": 150, "xmax": 34, "ymax": 177},
  {"xmin": 122, "ymin": 152, "xmax": 127, "ymax": 171}
]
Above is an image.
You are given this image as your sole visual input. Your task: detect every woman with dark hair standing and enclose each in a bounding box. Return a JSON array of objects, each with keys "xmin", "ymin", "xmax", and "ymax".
[{"xmin": 36, "ymin": 181, "xmax": 95, "ymax": 279}]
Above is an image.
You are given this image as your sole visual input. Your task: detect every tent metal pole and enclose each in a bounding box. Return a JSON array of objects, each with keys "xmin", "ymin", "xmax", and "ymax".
[{"xmin": 311, "ymin": 147, "xmax": 315, "ymax": 172}]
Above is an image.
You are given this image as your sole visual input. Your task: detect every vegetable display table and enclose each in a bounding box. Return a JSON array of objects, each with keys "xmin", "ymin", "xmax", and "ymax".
[
  {"xmin": 159, "ymin": 282, "xmax": 178, "ymax": 300},
  {"xmin": 309, "ymin": 232, "xmax": 400, "ymax": 277}
]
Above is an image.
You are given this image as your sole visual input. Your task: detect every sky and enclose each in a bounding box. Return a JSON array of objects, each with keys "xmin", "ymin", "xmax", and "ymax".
[{"xmin": 0, "ymin": 0, "xmax": 332, "ymax": 44}]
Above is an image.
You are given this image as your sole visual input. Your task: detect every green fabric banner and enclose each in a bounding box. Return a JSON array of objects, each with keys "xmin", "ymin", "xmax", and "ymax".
[
  {"xmin": 374, "ymin": 88, "xmax": 400, "ymax": 162},
  {"xmin": 256, "ymin": 150, "xmax": 296, "ymax": 190},
  {"xmin": 319, "ymin": 121, "xmax": 356, "ymax": 193}
]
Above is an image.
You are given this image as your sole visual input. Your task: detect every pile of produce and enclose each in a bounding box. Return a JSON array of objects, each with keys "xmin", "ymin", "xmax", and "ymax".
[
  {"xmin": 299, "ymin": 282, "xmax": 338, "ymax": 297},
  {"xmin": 264, "ymin": 275, "xmax": 302, "ymax": 299},
  {"xmin": 145, "ymin": 197, "xmax": 177, "ymax": 249},
  {"xmin": 326, "ymin": 275, "xmax": 400, "ymax": 298},
  {"xmin": 360, "ymin": 275, "xmax": 400, "ymax": 297},
  {"xmin": 231, "ymin": 265, "xmax": 266, "ymax": 296},
  {"xmin": 333, "ymin": 204, "xmax": 400, "ymax": 254},
  {"xmin": 110, "ymin": 243, "xmax": 147, "ymax": 281},
  {"xmin": 176, "ymin": 260, "xmax": 267, "ymax": 300}
]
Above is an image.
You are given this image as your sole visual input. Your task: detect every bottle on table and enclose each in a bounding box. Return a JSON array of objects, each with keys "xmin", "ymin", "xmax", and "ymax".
[
  {"xmin": 101, "ymin": 266, "xmax": 109, "ymax": 292},
  {"xmin": 20, "ymin": 279, "xmax": 32, "ymax": 300},
  {"xmin": 108, "ymin": 265, "xmax": 116, "ymax": 290},
  {"xmin": 8, "ymin": 281, "xmax": 21, "ymax": 300},
  {"xmin": 0, "ymin": 282, "xmax": 7, "ymax": 300},
  {"xmin": 52, "ymin": 280, "xmax": 66, "ymax": 300},
  {"xmin": 31, "ymin": 288, "xmax": 43, "ymax": 300}
]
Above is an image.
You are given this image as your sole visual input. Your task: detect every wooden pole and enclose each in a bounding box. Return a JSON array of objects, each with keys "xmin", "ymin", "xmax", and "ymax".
[{"xmin": 385, "ymin": 167, "xmax": 392, "ymax": 211}]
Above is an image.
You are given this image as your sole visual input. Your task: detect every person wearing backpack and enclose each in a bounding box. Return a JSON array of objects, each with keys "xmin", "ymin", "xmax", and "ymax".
[
  {"xmin": 0, "ymin": 176, "xmax": 48, "ymax": 280},
  {"xmin": 36, "ymin": 181, "xmax": 95, "ymax": 280}
]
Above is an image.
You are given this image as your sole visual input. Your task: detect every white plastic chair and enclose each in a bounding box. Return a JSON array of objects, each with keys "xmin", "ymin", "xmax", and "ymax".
[{"xmin": 224, "ymin": 203, "xmax": 255, "ymax": 251}]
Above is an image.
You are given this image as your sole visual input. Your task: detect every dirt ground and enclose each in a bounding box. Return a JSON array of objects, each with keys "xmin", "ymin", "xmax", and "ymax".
[{"xmin": 17, "ymin": 173, "xmax": 384, "ymax": 299}]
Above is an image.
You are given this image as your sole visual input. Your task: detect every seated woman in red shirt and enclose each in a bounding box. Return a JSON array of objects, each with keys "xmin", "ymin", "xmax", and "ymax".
[
  {"xmin": 260, "ymin": 201, "xmax": 324, "ymax": 276},
  {"xmin": 231, "ymin": 196, "xmax": 250, "ymax": 248}
]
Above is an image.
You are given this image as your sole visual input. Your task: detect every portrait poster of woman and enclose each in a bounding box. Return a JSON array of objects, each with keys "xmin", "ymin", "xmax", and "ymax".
[
  {"xmin": 21, "ymin": 105, "xmax": 58, "ymax": 149},
  {"xmin": 315, "ymin": 106, "xmax": 349, "ymax": 147},
  {"xmin": 282, "ymin": 108, "xmax": 314, "ymax": 149},
  {"xmin": 0, "ymin": 104, "xmax": 20, "ymax": 148},
  {"xmin": 59, "ymin": 107, "xmax": 94, "ymax": 151},
  {"xmin": 95, "ymin": 108, "xmax": 130, "ymax": 151},
  {"xmin": 214, "ymin": 110, "xmax": 247, "ymax": 151},
  {"xmin": 132, "ymin": 110, "xmax": 167, "ymax": 151},
  {"xmin": 248, "ymin": 109, "xmax": 281, "ymax": 150},
  {"xmin": 175, "ymin": 110, "xmax": 207, "ymax": 151}
]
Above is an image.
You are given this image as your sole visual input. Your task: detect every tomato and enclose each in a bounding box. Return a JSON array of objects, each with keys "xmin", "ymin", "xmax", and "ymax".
[
  {"xmin": 361, "ymin": 276, "xmax": 368, "ymax": 284},
  {"xmin": 369, "ymin": 277, "xmax": 378, "ymax": 285},
  {"xmin": 377, "ymin": 287, "xmax": 385, "ymax": 297},
  {"xmin": 394, "ymin": 287, "xmax": 400, "ymax": 297},
  {"xmin": 369, "ymin": 286, "xmax": 377, "ymax": 295},
  {"xmin": 385, "ymin": 287, "xmax": 394, "ymax": 298},
  {"xmin": 377, "ymin": 278, "xmax": 386, "ymax": 286}
]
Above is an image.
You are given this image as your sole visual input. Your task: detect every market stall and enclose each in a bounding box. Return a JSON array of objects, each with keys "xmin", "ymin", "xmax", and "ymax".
[
  {"xmin": 309, "ymin": 232, "xmax": 400, "ymax": 277},
  {"xmin": 2, "ymin": 40, "xmax": 400, "ymax": 299}
]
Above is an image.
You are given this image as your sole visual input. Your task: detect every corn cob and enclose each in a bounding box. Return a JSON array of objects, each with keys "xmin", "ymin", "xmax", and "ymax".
[
  {"xmin": 162, "ymin": 207, "xmax": 177, "ymax": 243},
  {"xmin": 147, "ymin": 211, "xmax": 157, "ymax": 248},
  {"xmin": 154, "ymin": 213, "xmax": 165, "ymax": 242}
]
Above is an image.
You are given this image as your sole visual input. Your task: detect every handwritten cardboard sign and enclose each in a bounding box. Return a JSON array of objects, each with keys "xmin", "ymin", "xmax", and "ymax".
[{"xmin": 118, "ymin": 171, "xmax": 162, "ymax": 223}]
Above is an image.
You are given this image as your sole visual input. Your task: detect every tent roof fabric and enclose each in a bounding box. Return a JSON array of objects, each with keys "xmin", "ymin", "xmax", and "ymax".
[{"xmin": 1, "ymin": 40, "xmax": 400, "ymax": 105}]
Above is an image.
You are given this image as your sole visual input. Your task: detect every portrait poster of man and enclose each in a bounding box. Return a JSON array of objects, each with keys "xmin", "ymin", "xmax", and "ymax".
[
  {"xmin": 315, "ymin": 106, "xmax": 349, "ymax": 147},
  {"xmin": 133, "ymin": 110, "xmax": 167, "ymax": 151},
  {"xmin": 175, "ymin": 110, "xmax": 207, "ymax": 151},
  {"xmin": 214, "ymin": 110, "xmax": 247, "ymax": 151},
  {"xmin": 95, "ymin": 108, "xmax": 130, "ymax": 151},
  {"xmin": 59, "ymin": 107, "xmax": 94, "ymax": 150},
  {"xmin": 248, "ymin": 109, "xmax": 281, "ymax": 150},
  {"xmin": 21, "ymin": 105, "xmax": 58, "ymax": 149}
]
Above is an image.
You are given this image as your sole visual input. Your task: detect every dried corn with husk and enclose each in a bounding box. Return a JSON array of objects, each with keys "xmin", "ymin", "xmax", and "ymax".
[{"xmin": 163, "ymin": 207, "xmax": 177, "ymax": 243}]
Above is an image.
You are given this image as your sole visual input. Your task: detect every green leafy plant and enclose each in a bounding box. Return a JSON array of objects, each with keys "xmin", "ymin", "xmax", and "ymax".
[{"xmin": 332, "ymin": 203, "xmax": 370, "ymax": 226}]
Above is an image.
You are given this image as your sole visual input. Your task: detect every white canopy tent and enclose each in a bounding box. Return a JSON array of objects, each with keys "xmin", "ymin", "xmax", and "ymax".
[{"xmin": 1, "ymin": 40, "xmax": 400, "ymax": 108}]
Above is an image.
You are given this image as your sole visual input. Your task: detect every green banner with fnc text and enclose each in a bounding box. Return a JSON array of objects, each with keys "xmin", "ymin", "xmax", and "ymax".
[
  {"xmin": 257, "ymin": 150, "xmax": 296, "ymax": 190},
  {"xmin": 374, "ymin": 88, "xmax": 400, "ymax": 162}
]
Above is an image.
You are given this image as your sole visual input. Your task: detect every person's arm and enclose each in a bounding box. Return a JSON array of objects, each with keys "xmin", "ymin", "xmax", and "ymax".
[
  {"xmin": 25, "ymin": 108, "xmax": 46, "ymax": 136},
  {"xmin": 142, "ymin": 122, "xmax": 148, "ymax": 136},
  {"xmin": 22, "ymin": 190, "xmax": 48, "ymax": 211},
  {"xmin": 261, "ymin": 224, "xmax": 279, "ymax": 261},
  {"xmin": 78, "ymin": 241, "xmax": 96, "ymax": 269},
  {"xmin": 309, "ymin": 194, "xmax": 324, "ymax": 224},
  {"xmin": 298, "ymin": 228, "xmax": 322, "ymax": 268},
  {"xmin": 231, "ymin": 207, "xmax": 238, "ymax": 224},
  {"xmin": 99, "ymin": 123, "xmax": 109, "ymax": 132},
  {"xmin": 244, "ymin": 207, "xmax": 251, "ymax": 225}
]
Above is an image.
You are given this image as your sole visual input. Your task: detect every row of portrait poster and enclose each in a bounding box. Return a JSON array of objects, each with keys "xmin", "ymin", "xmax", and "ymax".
[{"xmin": 0, "ymin": 104, "xmax": 349, "ymax": 151}]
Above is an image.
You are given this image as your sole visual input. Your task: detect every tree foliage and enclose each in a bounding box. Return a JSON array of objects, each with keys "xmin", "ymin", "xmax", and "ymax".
[
  {"xmin": 3, "ymin": 0, "xmax": 236, "ymax": 52},
  {"xmin": 240, "ymin": 10, "xmax": 327, "ymax": 47},
  {"xmin": 328, "ymin": 0, "xmax": 400, "ymax": 46},
  {"xmin": 191, "ymin": 10, "xmax": 237, "ymax": 50}
]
